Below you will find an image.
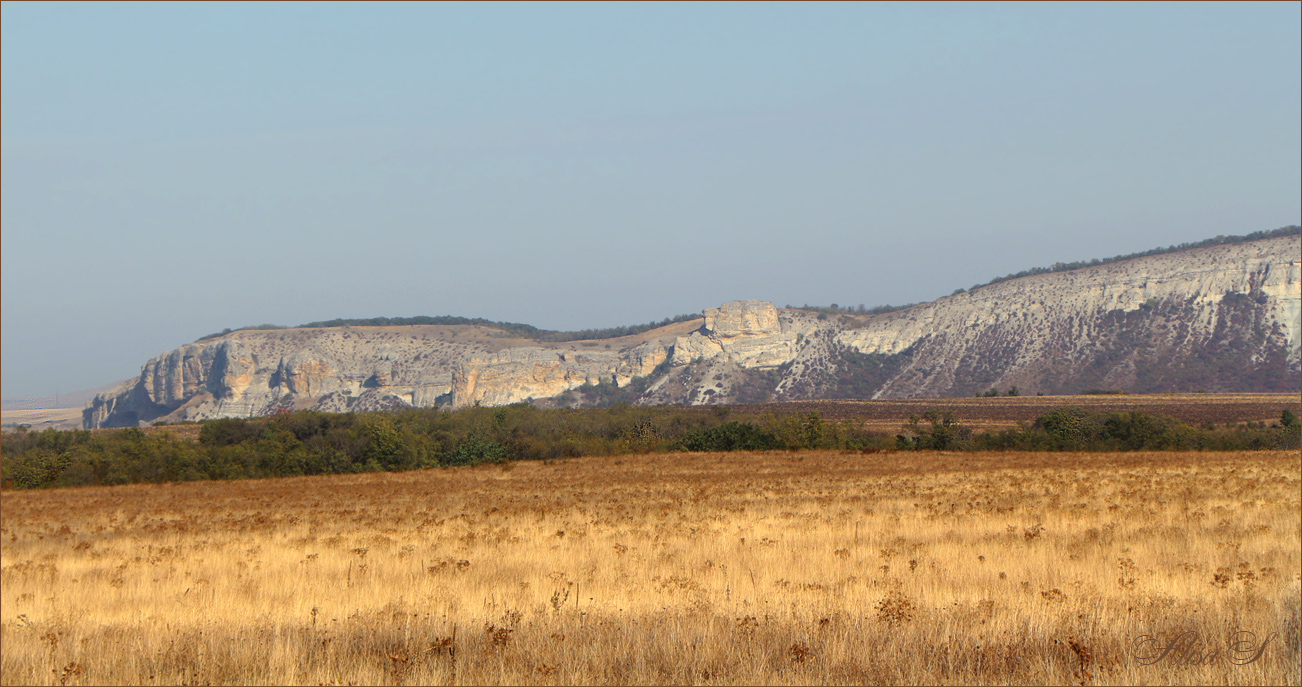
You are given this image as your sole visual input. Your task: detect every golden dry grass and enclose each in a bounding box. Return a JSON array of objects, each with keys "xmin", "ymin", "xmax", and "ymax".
[{"xmin": 1, "ymin": 450, "xmax": 1298, "ymax": 685}]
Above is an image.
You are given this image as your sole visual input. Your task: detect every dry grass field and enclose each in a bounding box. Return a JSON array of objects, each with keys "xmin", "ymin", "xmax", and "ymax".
[{"xmin": 1, "ymin": 449, "xmax": 1298, "ymax": 685}]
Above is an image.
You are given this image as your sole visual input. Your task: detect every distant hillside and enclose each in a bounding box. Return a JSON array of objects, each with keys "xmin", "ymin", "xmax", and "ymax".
[
  {"xmin": 86, "ymin": 230, "xmax": 1300, "ymax": 428},
  {"xmin": 3, "ymin": 380, "xmax": 131, "ymax": 411},
  {"xmin": 3, "ymin": 380, "xmax": 129, "ymax": 432}
]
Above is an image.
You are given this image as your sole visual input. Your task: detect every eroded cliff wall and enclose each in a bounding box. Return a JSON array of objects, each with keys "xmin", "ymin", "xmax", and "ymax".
[
  {"xmin": 836, "ymin": 235, "xmax": 1301, "ymax": 397},
  {"xmin": 86, "ymin": 327, "xmax": 495, "ymax": 427},
  {"xmin": 85, "ymin": 235, "xmax": 1301, "ymax": 428}
]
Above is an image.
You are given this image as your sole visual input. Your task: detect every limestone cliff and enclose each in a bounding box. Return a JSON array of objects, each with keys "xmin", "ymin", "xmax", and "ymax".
[
  {"xmin": 834, "ymin": 234, "xmax": 1300, "ymax": 397},
  {"xmin": 449, "ymin": 339, "xmax": 675, "ymax": 407},
  {"xmin": 86, "ymin": 326, "xmax": 500, "ymax": 427},
  {"xmin": 85, "ymin": 234, "xmax": 1300, "ymax": 428}
]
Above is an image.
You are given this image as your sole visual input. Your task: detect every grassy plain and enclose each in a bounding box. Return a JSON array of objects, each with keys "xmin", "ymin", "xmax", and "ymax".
[{"xmin": 1, "ymin": 449, "xmax": 1298, "ymax": 685}]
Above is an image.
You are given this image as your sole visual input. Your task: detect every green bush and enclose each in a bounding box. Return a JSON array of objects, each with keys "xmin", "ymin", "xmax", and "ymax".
[
  {"xmin": 200, "ymin": 418, "xmax": 266, "ymax": 446},
  {"xmin": 442, "ymin": 433, "xmax": 508, "ymax": 466},
  {"xmin": 898, "ymin": 409, "xmax": 971, "ymax": 450},
  {"xmin": 761, "ymin": 412, "xmax": 834, "ymax": 450},
  {"xmin": 674, "ymin": 421, "xmax": 781, "ymax": 452}
]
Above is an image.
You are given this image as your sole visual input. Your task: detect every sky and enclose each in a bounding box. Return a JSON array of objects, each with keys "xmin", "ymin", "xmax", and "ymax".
[{"xmin": 3, "ymin": 2, "xmax": 1300, "ymax": 399}]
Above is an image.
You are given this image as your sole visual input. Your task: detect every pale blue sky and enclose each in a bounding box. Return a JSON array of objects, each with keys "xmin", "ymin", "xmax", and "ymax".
[{"xmin": 3, "ymin": 2, "xmax": 1299, "ymax": 398}]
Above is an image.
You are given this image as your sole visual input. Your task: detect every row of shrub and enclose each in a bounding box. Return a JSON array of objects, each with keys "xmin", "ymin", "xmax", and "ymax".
[
  {"xmin": 967, "ymin": 225, "xmax": 1300, "ymax": 292},
  {"xmin": 791, "ymin": 227, "xmax": 1300, "ymax": 317},
  {"xmin": 199, "ymin": 313, "xmax": 702, "ymax": 343},
  {"xmin": 2, "ymin": 405, "xmax": 1296, "ymax": 489},
  {"xmin": 785, "ymin": 303, "xmax": 918, "ymax": 316},
  {"xmin": 897, "ymin": 408, "xmax": 1300, "ymax": 452}
]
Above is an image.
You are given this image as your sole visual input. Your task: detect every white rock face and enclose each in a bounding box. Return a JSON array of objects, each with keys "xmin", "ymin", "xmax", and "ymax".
[
  {"xmin": 451, "ymin": 348, "xmax": 614, "ymax": 407},
  {"xmin": 835, "ymin": 235, "xmax": 1301, "ymax": 397},
  {"xmin": 85, "ymin": 234, "xmax": 1301, "ymax": 426},
  {"xmin": 86, "ymin": 326, "xmax": 496, "ymax": 427},
  {"xmin": 671, "ymin": 300, "xmax": 815, "ymax": 369},
  {"xmin": 85, "ymin": 321, "xmax": 695, "ymax": 426},
  {"xmin": 449, "ymin": 336, "xmax": 679, "ymax": 407}
]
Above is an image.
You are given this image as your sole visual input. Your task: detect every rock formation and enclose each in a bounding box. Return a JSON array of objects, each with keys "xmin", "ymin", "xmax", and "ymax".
[
  {"xmin": 85, "ymin": 234, "xmax": 1301, "ymax": 428},
  {"xmin": 833, "ymin": 234, "xmax": 1301, "ymax": 397}
]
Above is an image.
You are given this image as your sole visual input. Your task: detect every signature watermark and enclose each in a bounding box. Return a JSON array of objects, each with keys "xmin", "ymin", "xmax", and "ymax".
[{"xmin": 1131, "ymin": 630, "xmax": 1278, "ymax": 667}]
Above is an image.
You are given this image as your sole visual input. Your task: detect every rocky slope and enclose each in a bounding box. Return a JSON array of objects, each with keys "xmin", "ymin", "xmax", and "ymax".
[{"xmin": 85, "ymin": 234, "xmax": 1300, "ymax": 428}]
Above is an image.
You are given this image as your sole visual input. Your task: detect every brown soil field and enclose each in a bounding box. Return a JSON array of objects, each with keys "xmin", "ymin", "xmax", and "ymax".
[
  {"xmin": 719, "ymin": 393, "xmax": 1302, "ymax": 432},
  {"xmin": 1, "ymin": 450, "xmax": 1298, "ymax": 685}
]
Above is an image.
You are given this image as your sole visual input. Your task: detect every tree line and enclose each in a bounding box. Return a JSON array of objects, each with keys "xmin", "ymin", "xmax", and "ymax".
[
  {"xmin": 793, "ymin": 225, "xmax": 1300, "ymax": 315},
  {"xmin": 2, "ymin": 404, "xmax": 1296, "ymax": 490},
  {"xmin": 965, "ymin": 225, "xmax": 1301, "ymax": 293},
  {"xmin": 197, "ymin": 314, "xmax": 701, "ymax": 343},
  {"xmin": 197, "ymin": 227, "xmax": 1298, "ymax": 344}
]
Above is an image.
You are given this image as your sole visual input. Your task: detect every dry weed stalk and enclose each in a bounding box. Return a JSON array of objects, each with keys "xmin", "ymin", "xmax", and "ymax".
[{"xmin": 0, "ymin": 449, "xmax": 1298, "ymax": 685}]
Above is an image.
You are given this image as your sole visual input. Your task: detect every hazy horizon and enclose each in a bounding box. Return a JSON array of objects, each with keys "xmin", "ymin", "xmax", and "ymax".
[{"xmin": 4, "ymin": 2, "xmax": 1300, "ymax": 398}]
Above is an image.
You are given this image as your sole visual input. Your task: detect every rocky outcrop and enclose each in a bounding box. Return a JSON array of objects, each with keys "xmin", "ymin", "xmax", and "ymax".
[
  {"xmin": 650, "ymin": 236, "xmax": 1299, "ymax": 402},
  {"xmin": 449, "ymin": 339, "xmax": 675, "ymax": 407},
  {"xmin": 451, "ymin": 348, "xmax": 620, "ymax": 407},
  {"xmin": 85, "ymin": 327, "xmax": 497, "ymax": 427},
  {"xmin": 833, "ymin": 235, "xmax": 1301, "ymax": 397},
  {"xmin": 670, "ymin": 300, "xmax": 811, "ymax": 368},
  {"xmin": 84, "ymin": 320, "xmax": 699, "ymax": 427},
  {"xmin": 85, "ymin": 234, "xmax": 1301, "ymax": 427}
]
